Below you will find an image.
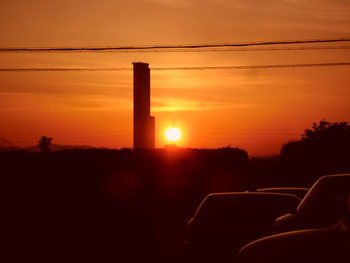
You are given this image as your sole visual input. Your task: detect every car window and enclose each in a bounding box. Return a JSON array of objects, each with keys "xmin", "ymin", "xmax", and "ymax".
[
  {"xmin": 194, "ymin": 193, "xmax": 299, "ymax": 222},
  {"xmin": 297, "ymin": 174, "xmax": 350, "ymax": 217}
]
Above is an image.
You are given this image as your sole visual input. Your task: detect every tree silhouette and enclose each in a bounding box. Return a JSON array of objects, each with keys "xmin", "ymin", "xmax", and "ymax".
[
  {"xmin": 302, "ymin": 120, "xmax": 350, "ymax": 142},
  {"xmin": 38, "ymin": 136, "xmax": 53, "ymax": 152},
  {"xmin": 280, "ymin": 120, "xmax": 350, "ymax": 178}
]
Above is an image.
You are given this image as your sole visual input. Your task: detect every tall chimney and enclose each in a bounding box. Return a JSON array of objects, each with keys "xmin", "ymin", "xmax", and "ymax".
[{"xmin": 133, "ymin": 62, "xmax": 155, "ymax": 149}]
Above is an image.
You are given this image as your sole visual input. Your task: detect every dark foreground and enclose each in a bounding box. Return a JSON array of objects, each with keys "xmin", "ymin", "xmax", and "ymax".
[{"xmin": 3, "ymin": 148, "xmax": 350, "ymax": 262}]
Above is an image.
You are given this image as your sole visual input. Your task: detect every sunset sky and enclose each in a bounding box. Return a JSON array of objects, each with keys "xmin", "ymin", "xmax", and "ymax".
[{"xmin": 0, "ymin": 0, "xmax": 349, "ymax": 155}]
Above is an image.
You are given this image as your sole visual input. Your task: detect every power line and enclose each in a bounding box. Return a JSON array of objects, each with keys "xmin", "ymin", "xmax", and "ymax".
[
  {"xmin": 198, "ymin": 127, "xmax": 304, "ymax": 130},
  {"xmin": 153, "ymin": 62, "xmax": 350, "ymax": 70},
  {"xmin": 1, "ymin": 38, "xmax": 350, "ymax": 53},
  {"xmin": 105, "ymin": 46, "xmax": 350, "ymax": 52},
  {"xmin": 1, "ymin": 46, "xmax": 350, "ymax": 53},
  {"xmin": 1, "ymin": 62, "xmax": 349, "ymax": 72},
  {"xmin": 0, "ymin": 68, "xmax": 131, "ymax": 72}
]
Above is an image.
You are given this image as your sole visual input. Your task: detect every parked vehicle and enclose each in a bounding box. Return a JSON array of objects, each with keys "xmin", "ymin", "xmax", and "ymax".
[
  {"xmin": 185, "ymin": 192, "xmax": 301, "ymax": 262},
  {"xmin": 256, "ymin": 187, "xmax": 309, "ymax": 199},
  {"xmin": 275, "ymin": 173, "xmax": 350, "ymax": 233},
  {"xmin": 237, "ymin": 191, "xmax": 350, "ymax": 263}
]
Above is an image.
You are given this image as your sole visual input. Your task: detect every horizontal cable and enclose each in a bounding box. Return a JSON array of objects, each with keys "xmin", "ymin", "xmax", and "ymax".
[
  {"xmin": 153, "ymin": 62, "xmax": 350, "ymax": 70},
  {"xmin": 1, "ymin": 62, "xmax": 350, "ymax": 72},
  {"xmin": 1, "ymin": 46, "xmax": 350, "ymax": 53},
  {"xmin": 1, "ymin": 38, "xmax": 350, "ymax": 53}
]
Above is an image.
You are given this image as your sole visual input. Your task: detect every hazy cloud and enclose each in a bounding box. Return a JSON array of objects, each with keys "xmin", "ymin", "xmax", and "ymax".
[
  {"xmin": 152, "ymin": 97, "xmax": 256, "ymax": 112},
  {"xmin": 145, "ymin": 0, "xmax": 192, "ymax": 7}
]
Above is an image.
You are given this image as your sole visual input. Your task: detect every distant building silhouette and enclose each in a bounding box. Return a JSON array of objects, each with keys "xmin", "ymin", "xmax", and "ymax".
[{"xmin": 133, "ymin": 62, "xmax": 155, "ymax": 149}]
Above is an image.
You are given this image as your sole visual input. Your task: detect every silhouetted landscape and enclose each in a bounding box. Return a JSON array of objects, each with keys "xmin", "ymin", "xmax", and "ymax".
[
  {"xmin": 2, "ymin": 1, "xmax": 350, "ymax": 261},
  {"xmin": 3, "ymin": 121, "xmax": 350, "ymax": 262}
]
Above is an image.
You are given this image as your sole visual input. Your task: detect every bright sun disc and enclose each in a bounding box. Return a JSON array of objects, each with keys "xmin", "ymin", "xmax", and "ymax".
[{"xmin": 165, "ymin": 127, "xmax": 181, "ymax": 142}]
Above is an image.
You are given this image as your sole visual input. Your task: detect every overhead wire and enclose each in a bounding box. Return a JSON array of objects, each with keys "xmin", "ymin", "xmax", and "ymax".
[
  {"xmin": 1, "ymin": 62, "xmax": 349, "ymax": 72},
  {"xmin": 1, "ymin": 37, "xmax": 350, "ymax": 53},
  {"xmin": 1, "ymin": 46, "xmax": 350, "ymax": 53}
]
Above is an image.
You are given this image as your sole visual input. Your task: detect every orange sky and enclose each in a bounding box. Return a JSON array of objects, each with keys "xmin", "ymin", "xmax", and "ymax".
[{"xmin": 0, "ymin": 0, "xmax": 350, "ymax": 156}]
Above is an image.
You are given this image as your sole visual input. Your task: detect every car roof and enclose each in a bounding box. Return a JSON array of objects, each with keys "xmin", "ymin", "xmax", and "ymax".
[
  {"xmin": 193, "ymin": 192, "xmax": 301, "ymax": 220},
  {"xmin": 256, "ymin": 187, "xmax": 309, "ymax": 199}
]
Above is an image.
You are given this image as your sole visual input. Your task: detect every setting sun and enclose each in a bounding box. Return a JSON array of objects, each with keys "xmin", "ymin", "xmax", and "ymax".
[{"xmin": 165, "ymin": 127, "xmax": 181, "ymax": 142}]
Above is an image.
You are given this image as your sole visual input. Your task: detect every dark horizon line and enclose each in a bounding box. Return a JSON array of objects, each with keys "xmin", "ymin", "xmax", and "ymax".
[{"xmin": 0, "ymin": 145, "xmax": 279, "ymax": 156}]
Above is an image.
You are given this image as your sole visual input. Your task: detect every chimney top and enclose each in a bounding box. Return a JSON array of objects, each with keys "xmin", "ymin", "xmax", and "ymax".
[{"xmin": 133, "ymin": 62, "xmax": 149, "ymax": 69}]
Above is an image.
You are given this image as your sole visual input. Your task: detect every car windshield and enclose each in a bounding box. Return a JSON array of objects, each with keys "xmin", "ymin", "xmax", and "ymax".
[
  {"xmin": 194, "ymin": 192, "xmax": 299, "ymax": 222},
  {"xmin": 296, "ymin": 174, "xmax": 350, "ymax": 216}
]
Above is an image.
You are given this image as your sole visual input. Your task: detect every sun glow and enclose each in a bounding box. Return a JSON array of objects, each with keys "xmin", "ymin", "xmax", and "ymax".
[{"xmin": 165, "ymin": 127, "xmax": 181, "ymax": 142}]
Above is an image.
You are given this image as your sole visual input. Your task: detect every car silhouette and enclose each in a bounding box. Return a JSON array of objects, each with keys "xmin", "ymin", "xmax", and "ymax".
[
  {"xmin": 185, "ymin": 192, "xmax": 301, "ymax": 262},
  {"xmin": 275, "ymin": 173, "xmax": 350, "ymax": 233},
  {"xmin": 237, "ymin": 191, "xmax": 350, "ymax": 263}
]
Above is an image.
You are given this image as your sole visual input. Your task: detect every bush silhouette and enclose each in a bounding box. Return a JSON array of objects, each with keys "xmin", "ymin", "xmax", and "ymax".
[
  {"xmin": 280, "ymin": 120, "xmax": 350, "ymax": 180},
  {"xmin": 38, "ymin": 136, "xmax": 53, "ymax": 152}
]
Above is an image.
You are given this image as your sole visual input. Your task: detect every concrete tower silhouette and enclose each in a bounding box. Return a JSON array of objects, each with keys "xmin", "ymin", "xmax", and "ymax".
[{"xmin": 133, "ymin": 62, "xmax": 155, "ymax": 149}]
